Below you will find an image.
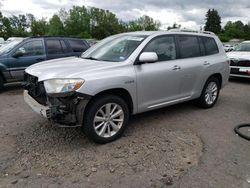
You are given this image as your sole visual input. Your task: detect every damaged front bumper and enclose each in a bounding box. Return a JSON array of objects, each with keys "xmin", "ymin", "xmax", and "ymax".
[
  {"xmin": 24, "ymin": 90, "xmax": 50, "ymax": 118},
  {"xmin": 24, "ymin": 90, "xmax": 90, "ymax": 127}
]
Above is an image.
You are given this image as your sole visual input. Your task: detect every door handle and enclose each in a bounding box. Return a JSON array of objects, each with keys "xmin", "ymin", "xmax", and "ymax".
[
  {"xmin": 203, "ymin": 61, "xmax": 210, "ymax": 66},
  {"xmin": 172, "ymin": 65, "xmax": 181, "ymax": 71}
]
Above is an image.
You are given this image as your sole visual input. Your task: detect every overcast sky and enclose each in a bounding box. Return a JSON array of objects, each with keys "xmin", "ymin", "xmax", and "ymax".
[{"xmin": 1, "ymin": 0, "xmax": 250, "ymax": 29}]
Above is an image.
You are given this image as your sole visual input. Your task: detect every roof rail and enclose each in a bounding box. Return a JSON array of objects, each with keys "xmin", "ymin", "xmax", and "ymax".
[{"xmin": 168, "ymin": 29, "xmax": 215, "ymax": 35}]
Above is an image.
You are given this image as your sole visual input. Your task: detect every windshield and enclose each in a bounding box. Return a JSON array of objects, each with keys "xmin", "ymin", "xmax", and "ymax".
[
  {"xmin": 0, "ymin": 40, "xmax": 23, "ymax": 55},
  {"xmin": 82, "ymin": 35, "xmax": 147, "ymax": 62},
  {"xmin": 234, "ymin": 43, "xmax": 250, "ymax": 51}
]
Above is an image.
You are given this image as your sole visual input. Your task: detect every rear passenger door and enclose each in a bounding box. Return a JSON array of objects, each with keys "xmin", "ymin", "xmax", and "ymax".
[
  {"xmin": 67, "ymin": 39, "xmax": 89, "ymax": 56},
  {"xmin": 45, "ymin": 39, "xmax": 71, "ymax": 60},
  {"xmin": 176, "ymin": 35, "xmax": 205, "ymax": 97}
]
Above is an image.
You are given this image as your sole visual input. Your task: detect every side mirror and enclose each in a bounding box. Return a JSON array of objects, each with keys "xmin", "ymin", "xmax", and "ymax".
[
  {"xmin": 139, "ymin": 52, "xmax": 158, "ymax": 63},
  {"xmin": 13, "ymin": 51, "xmax": 24, "ymax": 58}
]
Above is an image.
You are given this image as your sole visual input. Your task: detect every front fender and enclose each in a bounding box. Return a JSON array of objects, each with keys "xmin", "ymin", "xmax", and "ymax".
[{"xmin": 77, "ymin": 75, "xmax": 137, "ymax": 114}]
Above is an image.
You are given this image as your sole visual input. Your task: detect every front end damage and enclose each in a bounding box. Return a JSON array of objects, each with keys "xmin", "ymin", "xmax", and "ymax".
[{"xmin": 23, "ymin": 73, "xmax": 90, "ymax": 127}]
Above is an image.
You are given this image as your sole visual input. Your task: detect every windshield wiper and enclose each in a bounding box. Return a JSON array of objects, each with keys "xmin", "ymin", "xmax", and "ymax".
[{"xmin": 82, "ymin": 56, "xmax": 100, "ymax": 61}]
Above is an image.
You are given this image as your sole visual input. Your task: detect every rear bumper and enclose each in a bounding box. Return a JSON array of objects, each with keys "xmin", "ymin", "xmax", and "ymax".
[{"xmin": 24, "ymin": 90, "xmax": 50, "ymax": 118}]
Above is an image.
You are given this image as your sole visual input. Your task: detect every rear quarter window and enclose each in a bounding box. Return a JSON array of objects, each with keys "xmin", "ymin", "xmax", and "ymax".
[
  {"xmin": 46, "ymin": 39, "xmax": 63, "ymax": 54},
  {"xmin": 68, "ymin": 39, "xmax": 89, "ymax": 52},
  {"xmin": 202, "ymin": 37, "xmax": 219, "ymax": 55}
]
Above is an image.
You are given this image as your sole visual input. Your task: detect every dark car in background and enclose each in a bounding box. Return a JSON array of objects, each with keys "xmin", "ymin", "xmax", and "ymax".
[{"xmin": 0, "ymin": 36, "xmax": 90, "ymax": 90}]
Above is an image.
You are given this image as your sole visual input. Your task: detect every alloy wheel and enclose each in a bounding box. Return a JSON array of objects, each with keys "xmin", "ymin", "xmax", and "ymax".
[
  {"xmin": 204, "ymin": 81, "xmax": 218, "ymax": 105},
  {"xmin": 93, "ymin": 103, "xmax": 124, "ymax": 138}
]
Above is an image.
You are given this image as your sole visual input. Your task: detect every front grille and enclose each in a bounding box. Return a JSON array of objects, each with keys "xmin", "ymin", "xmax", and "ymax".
[
  {"xmin": 230, "ymin": 59, "xmax": 250, "ymax": 67},
  {"xmin": 24, "ymin": 73, "xmax": 47, "ymax": 105}
]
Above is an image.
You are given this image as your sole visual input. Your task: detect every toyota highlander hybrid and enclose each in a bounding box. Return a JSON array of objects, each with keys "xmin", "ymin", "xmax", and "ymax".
[{"xmin": 23, "ymin": 30, "xmax": 230, "ymax": 143}]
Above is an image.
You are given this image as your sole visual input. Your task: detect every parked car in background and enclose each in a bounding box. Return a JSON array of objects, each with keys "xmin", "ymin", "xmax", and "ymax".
[
  {"xmin": 6, "ymin": 37, "xmax": 24, "ymax": 43},
  {"xmin": 24, "ymin": 30, "xmax": 229, "ymax": 143},
  {"xmin": 227, "ymin": 41, "xmax": 250, "ymax": 78},
  {"xmin": 0, "ymin": 36, "xmax": 90, "ymax": 90},
  {"xmin": 223, "ymin": 44, "xmax": 234, "ymax": 52},
  {"xmin": 0, "ymin": 37, "xmax": 5, "ymax": 47},
  {"xmin": 85, "ymin": 39, "xmax": 98, "ymax": 46}
]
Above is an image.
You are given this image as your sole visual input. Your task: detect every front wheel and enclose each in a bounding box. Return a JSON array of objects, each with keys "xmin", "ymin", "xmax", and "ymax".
[
  {"xmin": 83, "ymin": 95, "xmax": 130, "ymax": 144},
  {"xmin": 196, "ymin": 77, "xmax": 220, "ymax": 108}
]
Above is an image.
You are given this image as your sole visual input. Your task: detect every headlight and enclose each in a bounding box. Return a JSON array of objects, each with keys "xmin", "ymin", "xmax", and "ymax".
[{"xmin": 44, "ymin": 79, "xmax": 85, "ymax": 94}]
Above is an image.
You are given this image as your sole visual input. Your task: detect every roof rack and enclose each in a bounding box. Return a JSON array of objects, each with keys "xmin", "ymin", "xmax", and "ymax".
[
  {"xmin": 168, "ymin": 29, "xmax": 215, "ymax": 35},
  {"xmin": 28, "ymin": 36, "xmax": 82, "ymax": 39}
]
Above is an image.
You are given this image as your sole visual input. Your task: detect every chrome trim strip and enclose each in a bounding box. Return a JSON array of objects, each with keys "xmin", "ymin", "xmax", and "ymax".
[
  {"xmin": 230, "ymin": 74, "xmax": 250, "ymax": 78},
  {"xmin": 148, "ymin": 96, "xmax": 191, "ymax": 109}
]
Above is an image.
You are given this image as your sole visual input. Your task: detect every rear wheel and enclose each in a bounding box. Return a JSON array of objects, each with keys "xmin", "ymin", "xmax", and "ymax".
[
  {"xmin": 83, "ymin": 95, "xmax": 130, "ymax": 144},
  {"xmin": 196, "ymin": 77, "xmax": 220, "ymax": 108}
]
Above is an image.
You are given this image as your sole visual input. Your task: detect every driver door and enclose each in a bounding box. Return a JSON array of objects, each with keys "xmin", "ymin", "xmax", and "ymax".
[
  {"xmin": 135, "ymin": 35, "xmax": 183, "ymax": 112},
  {"xmin": 8, "ymin": 40, "xmax": 46, "ymax": 80}
]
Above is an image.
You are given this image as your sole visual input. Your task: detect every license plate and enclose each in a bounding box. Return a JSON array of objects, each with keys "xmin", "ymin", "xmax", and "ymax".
[{"xmin": 230, "ymin": 68, "xmax": 239, "ymax": 73}]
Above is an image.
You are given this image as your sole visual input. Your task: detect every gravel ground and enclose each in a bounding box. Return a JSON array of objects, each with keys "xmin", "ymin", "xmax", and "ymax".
[
  {"xmin": 0, "ymin": 84, "xmax": 202, "ymax": 188},
  {"xmin": 1, "ymin": 79, "xmax": 250, "ymax": 188}
]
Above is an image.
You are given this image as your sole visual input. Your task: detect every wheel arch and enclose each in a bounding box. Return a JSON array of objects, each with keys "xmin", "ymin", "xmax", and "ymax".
[
  {"xmin": 207, "ymin": 73, "xmax": 222, "ymax": 88},
  {"xmin": 0, "ymin": 71, "xmax": 6, "ymax": 83},
  {"xmin": 85, "ymin": 88, "xmax": 134, "ymax": 115}
]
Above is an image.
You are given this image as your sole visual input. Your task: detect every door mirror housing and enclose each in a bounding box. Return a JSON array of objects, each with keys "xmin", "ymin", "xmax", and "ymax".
[
  {"xmin": 139, "ymin": 52, "xmax": 158, "ymax": 63},
  {"xmin": 13, "ymin": 51, "xmax": 24, "ymax": 58}
]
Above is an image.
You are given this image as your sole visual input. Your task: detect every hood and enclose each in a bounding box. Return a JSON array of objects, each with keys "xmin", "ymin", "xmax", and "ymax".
[
  {"xmin": 226, "ymin": 51, "xmax": 250, "ymax": 60},
  {"xmin": 25, "ymin": 56, "xmax": 122, "ymax": 81}
]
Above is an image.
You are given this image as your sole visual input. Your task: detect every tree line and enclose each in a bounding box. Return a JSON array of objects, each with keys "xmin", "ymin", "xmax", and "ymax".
[
  {"xmin": 0, "ymin": 6, "xmax": 160, "ymax": 40},
  {"xmin": 205, "ymin": 9, "xmax": 250, "ymax": 42},
  {"xmin": 0, "ymin": 6, "xmax": 249, "ymax": 42}
]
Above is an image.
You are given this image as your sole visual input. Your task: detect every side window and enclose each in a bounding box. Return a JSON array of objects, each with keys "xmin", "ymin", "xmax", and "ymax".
[
  {"xmin": 143, "ymin": 36, "xmax": 176, "ymax": 61},
  {"xmin": 60, "ymin": 40, "xmax": 69, "ymax": 53},
  {"xmin": 46, "ymin": 39, "xmax": 63, "ymax": 54},
  {"xmin": 202, "ymin": 37, "xmax": 219, "ymax": 55},
  {"xmin": 16, "ymin": 40, "xmax": 44, "ymax": 56},
  {"xmin": 68, "ymin": 39, "xmax": 88, "ymax": 52},
  {"xmin": 178, "ymin": 35, "xmax": 200, "ymax": 58},
  {"xmin": 198, "ymin": 37, "xmax": 206, "ymax": 56}
]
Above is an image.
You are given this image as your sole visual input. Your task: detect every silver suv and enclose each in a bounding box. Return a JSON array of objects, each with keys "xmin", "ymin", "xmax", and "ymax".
[{"xmin": 24, "ymin": 30, "xmax": 230, "ymax": 143}]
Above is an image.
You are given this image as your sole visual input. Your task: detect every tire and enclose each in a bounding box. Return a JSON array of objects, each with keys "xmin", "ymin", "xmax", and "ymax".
[
  {"xmin": 196, "ymin": 77, "xmax": 220, "ymax": 109},
  {"xmin": 0, "ymin": 75, "xmax": 4, "ymax": 91},
  {"xmin": 234, "ymin": 124, "xmax": 250, "ymax": 141},
  {"xmin": 83, "ymin": 94, "xmax": 130, "ymax": 144}
]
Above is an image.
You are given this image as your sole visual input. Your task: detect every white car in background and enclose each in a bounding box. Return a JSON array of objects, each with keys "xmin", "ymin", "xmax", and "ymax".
[
  {"xmin": 0, "ymin": 37, "xmax": 5, "ymax": 47},
  {"xmin": 5, "ymin": 37, "xmax": 24, "ymax": 44},
  {"xmin": 227, "ymin": 41, "xmax": 250, "ymax": 78},
  {"xmin": 223, "ymin": 44, "xmax": 234, "ymax": 52}
]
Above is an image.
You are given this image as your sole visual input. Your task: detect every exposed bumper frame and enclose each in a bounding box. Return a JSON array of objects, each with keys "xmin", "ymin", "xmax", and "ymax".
[{"xmin": 24, "ymin": 90, "xmax": 50, "ymax": 118}]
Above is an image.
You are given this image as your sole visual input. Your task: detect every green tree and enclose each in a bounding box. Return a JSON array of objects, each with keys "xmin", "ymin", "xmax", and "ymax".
[
  {"xmin": 204, "ymin": 9, "xmax": 221, "ymax": 34},
  {"xmin": 64, "ymin": 6, "xmax": 90, "ymax": 37},
  {"xmin": 48, "ymin": 15, "xmax": 64, "ymax": 36},
  {"xmin": 31, "ymin": 18, "xmax": 48, "ymax": 36},
  {"xmin": 9, "ymin": 14, "xmax": 29, "ymax": 37},
  {"xmin": 137, "ymin": 15, "xmax": 161, "ymax": 31},
  {"xmin": 167, "ymin": 22, "xmax": 181, "ymax": 30},
  {"xmin": 126, "ymin": 15, "xmax": 160, "ymax": 32},
  {"xmin": 0, "ymin": 12, "xmax": 14, "ymax": 39},
  {"xmin": 88, "ymin": 7, "xmax": 123, "ymax": 39}
]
